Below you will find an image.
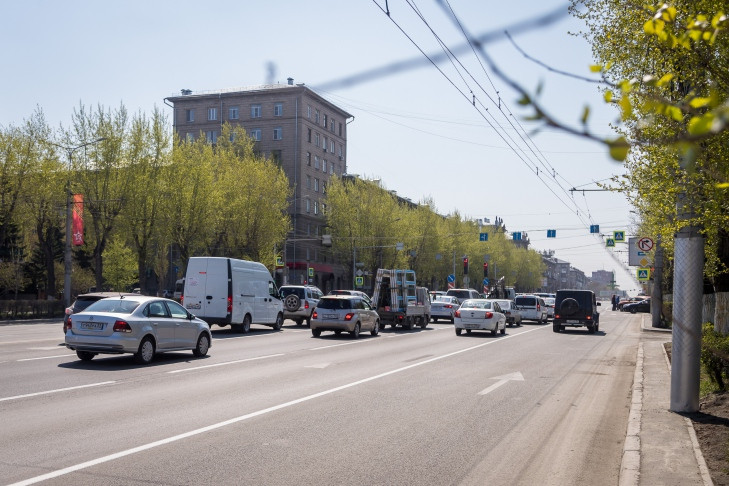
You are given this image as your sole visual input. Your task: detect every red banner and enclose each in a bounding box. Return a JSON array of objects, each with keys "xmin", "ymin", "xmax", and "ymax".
[{"xmin": 72, "ymin": 194, "xmax": 84, "ymax": 246}]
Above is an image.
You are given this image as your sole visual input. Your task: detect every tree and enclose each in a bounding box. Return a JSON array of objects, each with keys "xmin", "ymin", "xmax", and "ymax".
[{"xmin": 102, "ymin": 239, "xmax": 138, "ymax": 292}]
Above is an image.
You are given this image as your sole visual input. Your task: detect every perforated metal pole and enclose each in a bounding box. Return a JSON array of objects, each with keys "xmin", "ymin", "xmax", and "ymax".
[{"xmin": 670, "ymin": 194, "xmax": 704, "ymax": 413}]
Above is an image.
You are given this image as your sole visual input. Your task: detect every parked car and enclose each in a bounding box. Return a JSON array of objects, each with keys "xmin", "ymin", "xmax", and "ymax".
[
  {"xmin": 280, "ymin": 285, "xmax": 323, "ymax": 325},
  {"xmin": 544, "ymin": 297, "xmax": 556, "ymax": 319},
  {"xmin": 553, "ymin": 289, "xmax": 601, "ymax": 333},
  {"xmin": 491, "ymin": 299, "xmax": 522, "ymax": 326},
  {"xmin": 454, "ymin": 299, "xmax": 506, "ymax": 336},
  {"xmin": 310, "ymin": 295, "xmax": 380, "ymax": 338},
  {"xmin": 328, "ymin": 289, "xmax": 373, "ymax": 306},
  {"xmin": 446, "ymin": 288, "xmax": 481, "ymax": 303},
  {"xmin": 63, "ymin": 292, "xmax": 138, "ymax": 333},
  {"xmin": 623, "ymin": 298, "xmax": 651, "ymax": 314},
  {"xmin": 514, "ymin": 295, "xmax": 548, "ymax": 323},
  {"xmin": 430, "ymin": 295, "xmax": 460, "ymax": 323},
  {"xmin": 64, "ymin": 295, "xmax": 212, "ymax": 364}
]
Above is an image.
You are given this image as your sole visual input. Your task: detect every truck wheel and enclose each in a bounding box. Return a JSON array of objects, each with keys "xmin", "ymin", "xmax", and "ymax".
[
  {"xmin": 419, "ymin": 316, "xmax": 428, "ymax": 329},
  {"xmin": 587, "ymin": 324, "xmax": 596, "ymax": 334},
  {"xmin": 242, "ymin": 314, "xmax": 251, "ymax": 333},
  {"xmin": 403, "ymin": 317, "xmax": 412, "ymax": 330},
  {"xmin": 272, "ymin": 313, "xmax": 283, "ymax": 331}
]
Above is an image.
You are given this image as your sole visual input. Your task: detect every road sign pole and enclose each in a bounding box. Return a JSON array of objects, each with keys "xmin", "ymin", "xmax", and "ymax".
[{"xmin": 651, "ymin": 235, "xmax": 663, "ymax": 328}]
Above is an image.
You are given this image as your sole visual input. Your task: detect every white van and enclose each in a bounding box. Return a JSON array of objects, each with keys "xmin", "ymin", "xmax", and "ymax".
[{"xmin": 182, "ymin": 257, "xmax": 284, "ymax": 332}]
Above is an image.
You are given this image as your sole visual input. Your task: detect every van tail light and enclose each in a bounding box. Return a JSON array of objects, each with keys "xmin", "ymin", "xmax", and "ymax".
[
  {"xmin": 485, "ymin": 312, "xmax": 493, "ymax": 319},
  {"xmin": 312, "ymin": 311, "xmax": 318, "ymax": 319},
  {"xmin": 227, "ymin": 296, "xmax": 232, "ymax": 314},
  {"xmin": 537, "ymin": 304, "xmax": 541, "ymax": 311},
  {"xmin": 455, "ymin": 310, "xmax": 461, "ymax": 318},
  {"xmin": 305, "ymin": 301, "xmax": 310, "ymax": 309},
  {"xmin": 344, "ymin": 313, "xmax": 354, "ymax": 321},
  {"xmin": 113, "ymin": 320, "xmax": 132, "ymax": 333}
]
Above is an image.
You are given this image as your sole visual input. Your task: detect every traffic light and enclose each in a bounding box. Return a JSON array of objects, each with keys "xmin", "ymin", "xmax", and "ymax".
[
  {"xmin": 483, "ymin": 262, "xmax": 489, "ymax": 278},
  {"xmin": 463, "ymin": 257, "xmax": 469, "ymax": 274}
]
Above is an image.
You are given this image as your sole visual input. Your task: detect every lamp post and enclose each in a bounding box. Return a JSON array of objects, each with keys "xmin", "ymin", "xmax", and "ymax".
[{"xmin": 51, "ymin": 138, "xmax": 105, "ymax": 307}]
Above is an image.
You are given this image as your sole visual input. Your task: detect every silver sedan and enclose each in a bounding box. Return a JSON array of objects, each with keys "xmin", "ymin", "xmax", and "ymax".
[
  {"xmin": 65, "ymin": 295, "xmax": 212, "ymax": 364},
  {"xmin": 454, "ymin": 299, "xmax": 506, "ymax": 336},
  {"xmin": 431, "ymin": 295, "xmax": 460, "ymax": 323}
]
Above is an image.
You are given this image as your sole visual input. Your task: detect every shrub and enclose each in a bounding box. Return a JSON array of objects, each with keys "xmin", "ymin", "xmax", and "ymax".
[{"xmin": 701, "ymin": 323, "xmax": 729, "ymax": 391}]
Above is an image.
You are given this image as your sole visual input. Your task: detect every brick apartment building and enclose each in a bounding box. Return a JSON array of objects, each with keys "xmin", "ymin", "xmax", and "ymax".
[{"xmin": 164, "ymin": 79, "xmax": 353, "ymax": 292}]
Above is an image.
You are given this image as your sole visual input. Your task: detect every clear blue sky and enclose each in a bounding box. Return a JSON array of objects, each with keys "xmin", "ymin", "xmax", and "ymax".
[{"xmin": 1, "ymin": 0, "xmax": 642, "ymax": 292}]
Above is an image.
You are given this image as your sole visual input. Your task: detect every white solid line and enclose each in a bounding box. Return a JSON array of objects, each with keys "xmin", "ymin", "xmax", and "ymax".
[
  {"xmin": 17, "ymin": 354, "xmax": 75, "ymax": 362},
  {"xmin": 166, "ymin": 354, "xmax": 284, "ymax": 374},
  {"xmin": 9, "ymin": 326, "xmax": 544, "ymax": 486},
  {"xmin": 0, "ymin": 381, "xmax": 116, "ymax": 403}
]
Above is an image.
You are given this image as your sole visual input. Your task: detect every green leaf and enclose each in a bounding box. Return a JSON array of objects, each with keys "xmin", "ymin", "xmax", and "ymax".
[
  {"xmin": 604, "ymin": 90, "xmax": 614, "ymax": 103},
  {"xmin": 581, "ymin": 105, "xmax": 590, "ymax": 125},
  {"xmin": 589, "ymin": 64, "xmax": 603, "ymax": 73},
  {"xmin": 620, "ymin": 94, "xmax": 633, "ymax": 119},
  {"xmin": 688, "ymin": 113, "xmax": 716, "ymax": 135},
  {"xmin": 689, "ymin": 97, "xmax": 713, "ymax": 108},
  {"xmin": 656, "ymin": 73, "xmax": 674, "ymax": 87},
  {"xmin": 717, "ymin": 182, "xmax": 729, "ymax": 189},
  {"xmin": 606, "ymin": 136, "xmax": 629, "ymax": 161}
]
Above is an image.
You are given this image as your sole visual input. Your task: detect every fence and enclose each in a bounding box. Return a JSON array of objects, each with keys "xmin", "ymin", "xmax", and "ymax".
[{"xmin": 0, "ymin": 300, "xmax": 65, "ymax": 320}]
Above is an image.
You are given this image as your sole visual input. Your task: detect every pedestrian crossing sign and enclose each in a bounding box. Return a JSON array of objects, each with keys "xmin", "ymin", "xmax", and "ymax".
[
  {"xmin": 614, "ymin": 230, "xmax": 625, "ymax": 242},
  {"xmin": 637, "ymin": 268, "xmax": 651, "ymax": 281},
  {"xmin": 606, "ymin": 238, "xmax": 615, "ymax": 247},
  {"xmin": 355, "ymin": 276, "xmax": 364, "ymax": 287}
]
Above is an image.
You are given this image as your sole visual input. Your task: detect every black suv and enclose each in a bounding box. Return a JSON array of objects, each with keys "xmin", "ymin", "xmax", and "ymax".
[{"xmin": 552, "ymin": 289, "xmax": 601, "ymax": 333}]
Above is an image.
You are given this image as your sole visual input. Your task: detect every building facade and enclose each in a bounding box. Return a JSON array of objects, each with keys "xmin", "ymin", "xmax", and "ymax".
[{"xmin": 164, "ymin": 79, "xmax": 353, "ymax": 292}]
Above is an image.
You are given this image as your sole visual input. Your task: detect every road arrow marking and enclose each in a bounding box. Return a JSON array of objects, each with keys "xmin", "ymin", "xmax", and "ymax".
[
  {"xmin": 478, "ymin": 371, "xmax": 525, "ymax": 396},
  {"xmin": 305, "ymin": 363, "xmax": 332, "ymax": 369}
]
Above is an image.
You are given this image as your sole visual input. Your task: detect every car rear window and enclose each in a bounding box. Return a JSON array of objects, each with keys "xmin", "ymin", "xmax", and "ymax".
[
  {"xmin": 317, "ymin": 298, "xmax": 353, "ymax": 310},
  {"xmin": 515, "ymin": 296, "xmax": 536, "ymax": 306},
  {"xmin": 73, "ymin": 298, "xmax": 101, "ymax": 312},
  {"xmin": 84, "ymin": 299, "xmax": 140, "ymax": 314},
  {"xmin": 461, "ymin": 300, "xmax": 492, "ymax": 309},
  {"xmin": 447, "ymin": 290, "xmax": 471, "ymax": 300},
  {"xmin": 280, "ymin": 287, "xmax": 305, "ymax": 298}
]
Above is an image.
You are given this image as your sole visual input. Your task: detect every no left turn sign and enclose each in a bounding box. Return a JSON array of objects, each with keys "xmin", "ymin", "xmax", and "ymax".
[{"xmin": 637, "ymin": 237, "xmax": 654, "ymax": 252}]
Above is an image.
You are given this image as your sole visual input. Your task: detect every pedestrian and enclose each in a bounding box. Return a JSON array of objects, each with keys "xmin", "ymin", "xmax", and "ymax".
[{"xmin": 612, "ymin": 294, "xmax": 618, "ymax": 311}]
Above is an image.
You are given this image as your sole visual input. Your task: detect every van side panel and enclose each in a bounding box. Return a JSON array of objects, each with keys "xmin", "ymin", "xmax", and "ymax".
[{"xmin": 231, "ymin": 264, "xmax": 256, "ymax": 324}]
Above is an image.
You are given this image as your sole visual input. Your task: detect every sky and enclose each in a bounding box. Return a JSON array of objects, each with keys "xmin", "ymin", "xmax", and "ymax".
[{"xmin": 1, "ymin": 0, "xmax": 643, "ymax": 293}]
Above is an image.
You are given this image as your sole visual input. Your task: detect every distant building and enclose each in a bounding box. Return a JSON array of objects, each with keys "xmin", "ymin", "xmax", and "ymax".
[{"xmin": 165, "ymin": 79, "xmax": 353, "ymax": 291}]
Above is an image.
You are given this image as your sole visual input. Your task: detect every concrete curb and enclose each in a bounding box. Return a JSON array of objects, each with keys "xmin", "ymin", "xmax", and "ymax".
[{"xmin": 619, "ymin": 342, "xmax": 643, "ymax": 486}]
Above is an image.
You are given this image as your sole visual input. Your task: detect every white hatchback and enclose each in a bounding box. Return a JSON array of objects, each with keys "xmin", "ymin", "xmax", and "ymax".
[{"xmin": 514, "ymin": 295, "xmax": 548, "ymax": 324}]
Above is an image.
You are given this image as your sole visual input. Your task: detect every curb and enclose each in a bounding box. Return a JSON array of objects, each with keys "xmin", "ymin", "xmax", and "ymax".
[{"xmin": 619, "ymin": 342, "xmax": 643, "ymax": 486}]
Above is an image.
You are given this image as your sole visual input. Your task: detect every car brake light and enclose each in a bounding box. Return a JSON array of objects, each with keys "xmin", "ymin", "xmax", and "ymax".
[
  {"xmin": 455, "ymin": 310, "xmax": 461, "ymax": 318},
  {"xmin": 537, "ymin": 304, "xmax": 541, "ymax": 311},
  {"xmin": 113, "ymin": 320, "xmax": 132, "ymax": 333},
  {"xmin": 444, "ymin": 304, "xmax": 452, "ymax": 309},
  {"xmin": 67, "ymin": 317, "xmax": 73, "ymax": 330},
  {"xmin": 344, "ymin": 313, "xmax": 354, "ymax": 321},
  {"xmin": 227, "ymin": 296, "xmax": 232, "ymax": 314},
  {"xmin": 555, "ymin": 313, "xmax": 561, "ymax": 319},
  {"xmin": 312, "ymin": 311, "xmax": 318, "ymax": 319},
  {"xmin": 586, "ymin": 315, "xmax": 592, "ymax": 320},
  {"xmin": 305, "ymin": 301, "xmax": 309, "ymax": 309},
  {"xmin": 485, "ymin": 312, "xmax": 493, "ymax": 319},
  {"xmin": 180, "ymin": 295, "xmax": 184, "ymax": 305}
]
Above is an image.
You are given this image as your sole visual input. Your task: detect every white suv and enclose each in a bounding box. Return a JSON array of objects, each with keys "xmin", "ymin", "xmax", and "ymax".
[
  {"xmin": 280, "ymin": 285, "xmax": 323, "ymax": 326},
  {"xmin": 514, "ymin": 295, "xmax": 548, "ymax": 323}
]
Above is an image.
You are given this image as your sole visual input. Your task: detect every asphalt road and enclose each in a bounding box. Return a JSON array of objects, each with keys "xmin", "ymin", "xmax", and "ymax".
[{"xmin": 1, "ymin": 307, "xmax": 644, "ymax": 485}]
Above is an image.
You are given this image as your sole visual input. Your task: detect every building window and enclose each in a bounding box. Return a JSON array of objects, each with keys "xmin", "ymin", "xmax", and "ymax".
[
  {"xmin": 314, "ymin": 200, "xmax": 319, "ymax": 215},
  {"xmin": 339, "ymin": 122, "xmax": 342, "ymax": 136},
  {"xmin": 208, "ymin": 107, "xmax": 217, "ymax": 121},
  {"xmin": 322, "ymin": 159, "xmax": 327, "ymax": 173},
  {"xmin": 271, "ymin": 150, "xmax": 282, "ymax": 165},
  {"xmin": 185, "ymin": 109, "xmax": 194, "ymax": 122},
  {"xmin": 273, "ymin": 127, "xmax": 283, "ymax": 140},
  {"xmin": 206, "ymin": 130, "xmax": 218, "ymax": 143},
  {"xmin": 322, "ymin": 181, "xmax": 326, "ymax": 195},
  {"xmin": 338, "ymin": 145, "xmax": 343, "ymax": 158},
  {"xmin": 306, "ymin": 175, "xmax": 311, "ymax": 190},
  {"xmin": 229, "ymin": 106, "xmax": 239, "ymax": 120},
  {"xmin": 251, "ymin": 129, "xmax": 261, "ymax": 141},
  {"xmin": 323, "ymin": 137, "xmax": 328, "ymax": 152},
  {"xmin": 307, "ymin": 223, "xmax": 311, "ymax": 236},
  {"xmin": 330, "ymin": 140, "xmax": 335, "ymax": 153},
  {"xmin": 307, "ymin": 105, "xmax": 311, "ymax": 119},
  {"xmin": 306, "ymin": 152, "xmax": 311, "ymax": 166},
  {"xmin": 324, "ymin": 114, "xmax": 328, "ymax": 127},
  {"xmin": 251, "ymin": 104, "xmax": 262, "ymax": 118},
  {"xmin": 306, "ymin": 199, "xmax": 311, "ymax": 213},
  {"xmin": 314, "ymin": 156, "xmax": 320, "ymax": 170},
  {"xmin": 315, "ymin": 132, "xmax": 320, "ymax": 147},
  {"xmin": 307, "ymin": 128, "xmax": 312, "ymax": 143},
  {"xmin": 330, "ymin": 119, "xmax": 335, "ymax": 132},
  {"xmin": 315, "ymin": 109, "xmax": 320, "ymax": 124},
  {"xmin": 314, "ymin": 178, "xmax": 319, "ymax": 192},
  {"xmin": 274, "ymin": 103, "xmax": 283, "ymax": 116},
  {"xmin": 186, "ymin": 132, "xmax": 195, "ymax": 141}
]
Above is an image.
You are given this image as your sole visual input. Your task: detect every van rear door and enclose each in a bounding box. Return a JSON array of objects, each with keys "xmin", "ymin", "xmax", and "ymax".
[{"xmin": 184, "ymin": 257, "xmax": 231, "ymax": 324}]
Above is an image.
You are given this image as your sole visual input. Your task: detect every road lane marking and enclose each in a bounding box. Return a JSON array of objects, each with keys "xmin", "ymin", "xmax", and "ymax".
[
  {"xmin": 17, "ymin": 354, "xmax": 75, "ymax": 362},
  {"xmin": 9, "ymin": 326, "xmax": 545, "ymax": 486},
  {"xmin": 166, "ymin": 354, "xmax": 284, "ymax": 374},
  {"xmin": 0, "ymin": 381, "xmax": 116, "ymax": 403},
  {"xmin": 478, "ymin": 371, "xmax": 525, "ymax": 396}
]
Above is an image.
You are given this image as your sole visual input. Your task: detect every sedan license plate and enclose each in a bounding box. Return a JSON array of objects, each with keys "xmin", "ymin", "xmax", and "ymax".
[
  {"xmin": 80, "ymin": 321, "xmax": 104, "ymax": 331},
  {"xmin": 323, "ymin": 314, "xmax": 338, "ymax": 320},
  {"xmin": 465, "ymin": 323, "xmax": 480, "ymax": 329},
  {"xmin": 566, "ymin": 320, "xmax": 580, "ymax": 324}
]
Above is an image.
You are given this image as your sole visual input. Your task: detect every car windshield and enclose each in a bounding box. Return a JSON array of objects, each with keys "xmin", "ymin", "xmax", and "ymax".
[
  {"xmin": 461, "ymin": 300, "xmax": 492, "ymax": 309},
  {"xmin": 280, "ymin": 287, "xmax": 305, "ymax": 298},
  {"xmin": 317, "ymin": 298, "xmax": 353, "ymax": 310},
  {"xmin": 434, "ymin": 296, "xmax": 455, "ymax": 303},
  {"xmin": 84, "ymin": 299, "xmax": 140, "ymax": 314},
  {"xmin": 545, "ymin": 298, "xmax": 555, "ymax": 305}
]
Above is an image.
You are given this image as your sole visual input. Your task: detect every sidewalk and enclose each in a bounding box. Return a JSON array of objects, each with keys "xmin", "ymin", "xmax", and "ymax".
[{"xmin": 619, "ymin": 315, "xmax": 713, "ymax": 485}]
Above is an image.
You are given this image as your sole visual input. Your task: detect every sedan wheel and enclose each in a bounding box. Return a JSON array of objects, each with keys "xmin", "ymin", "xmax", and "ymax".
[
  {"xmin": 312, "ymin": 328, "xmax": 322, "ymax": 337},
  {"xmin": 455, "ymin": 328, "xmax": 462, "ymax": 335},
  {"xmin": 192, "ymin": 333, "xmax": 210, "ymax": 357},
  {"xmin": 351, "ymin": 322, "xmax": 361, "ymax": 339},
  {"xmin": 134, "ymin": 337, "xmax": 155, "ymax": 365},
  {"xmin": 491, "ymin": 326, "xmax": 497, "ymax": 336},
  {"xmin": 76, "ymin": 350, "xmax": 96, "ymax": 361},
  {"xmin": 500, "ymin": 323, "xmax": 506, "ymax": 335},
  {"xmin": 371, "ymin": 320, "xmax": 380, "ymax": 336}
]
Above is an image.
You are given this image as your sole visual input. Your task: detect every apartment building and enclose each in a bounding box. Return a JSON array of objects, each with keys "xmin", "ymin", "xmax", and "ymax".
[{"xmin": 164, "ymin": 79, "xmax": 353, "ymax": 291}]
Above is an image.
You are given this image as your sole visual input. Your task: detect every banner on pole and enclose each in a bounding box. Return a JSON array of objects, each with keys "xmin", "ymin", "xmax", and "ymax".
[{"xmin": 72, "ymin": 194, "xmax": 84, "ymax": 246}]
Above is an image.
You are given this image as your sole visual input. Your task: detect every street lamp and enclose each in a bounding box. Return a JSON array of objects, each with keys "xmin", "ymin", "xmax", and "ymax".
[{"xmin": 51, "ymin": 138, "xmax": 105, "ymax": 307}]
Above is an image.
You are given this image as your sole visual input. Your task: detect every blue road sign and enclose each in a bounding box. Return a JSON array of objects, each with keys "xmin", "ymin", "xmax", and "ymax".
[
  {"xmin": 512, "ymin": 232, "xmax": 522, "ymax": 241},
  {"xmin": 590, "ymin": 224, "xmax": 600, "ymax": 234},
  {"xmin": 483, "ymin": 278, "xmax": 490, "ymax": 286},
  {"xmin": 547, "ymin": 229, "xmax": 556, "ymax": 238},
  {"xmin": 447, "ymin": 274, "xmax": 455, "ymax": 283},
  {"xmin": 479, "ymin": 232, "xmax": 489, "ymax": 241}
]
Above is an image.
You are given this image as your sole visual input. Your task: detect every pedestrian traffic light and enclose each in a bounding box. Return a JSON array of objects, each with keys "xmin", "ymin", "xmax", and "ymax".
[
  {"xmin": 463, "ymin": 257, "xmax": 469, "ymax": 274},
  {"xmin": 483, "ymin": 262, "xmax": 488, "ymax": 278}
]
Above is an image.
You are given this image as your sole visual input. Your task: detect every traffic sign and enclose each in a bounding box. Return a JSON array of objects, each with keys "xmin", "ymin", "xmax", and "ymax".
[
  {"xmin": 637, "ymin": 268, "xmax": 651, "ymax": 281},
  {"xmin": 547, "ymin": 229, "xmax": 556, "ymax": 238},
  {"xmin": 590, "ymin": 224, "xmax": 600, "ymax": 234},
  {"xmin": 447, "ymin": 274, "xmax": 455, "ymax": 283},
  {"xmin": 275, "ymin": 256, "xmax": 284, "ymax": 268},
  {"xmin": 355, "ymin": 276, "xmax": 364, "ymax": 287},
  {"xmin": 308, "ymin": 267, "xmax": 314, "ymax": 277},
  {"xmin": 483, "ymin": 278, "xmax": 490, "ymax": 286},
  {"xmin": 637, "ymin": 237, "xmax": 654, "ymax": 252},
  {"xmin": 479, "ymin": 232, "xmax": 489, "ymax": 241},
  {"xmin": 614, "ymin": 231, "xmax": 625, "ymax": 242},
  {"xmin": 606, "ymin": 238, "xmax": 615, "ymax": 247}
]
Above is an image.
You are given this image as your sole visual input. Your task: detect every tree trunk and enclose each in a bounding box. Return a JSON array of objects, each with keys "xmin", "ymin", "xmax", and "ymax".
[
  {"xmin": 715, "ymin": 293, "xmax": 729, "ymax": 335},
  {"xmin": 714, "ymin": 229, "xmax": 729, "ymax": 334}
]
